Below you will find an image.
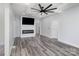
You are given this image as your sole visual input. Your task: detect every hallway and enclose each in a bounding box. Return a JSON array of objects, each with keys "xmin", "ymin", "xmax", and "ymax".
[{"xmin": 11, "ymin": 36, "xmax": 79, "ymax": 56}]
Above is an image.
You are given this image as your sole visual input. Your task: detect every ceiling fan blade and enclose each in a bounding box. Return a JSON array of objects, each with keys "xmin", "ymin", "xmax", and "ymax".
[
  {"xmin": 31, "ymin": 8, "xmax": 40, "ymax": 11},
  {"xmin": 46, "ymin": 8, "xmax": 57, "ymax": 11},
  {"xmin": 32, "ymin": 11, "xmax": 40, "ymax": 13},
  {"xmin": 47, "ymin": 11, "xmax": 54, "ymax": 13},
  {"xmin": 38, "ymin": 4, "xmax": 43, "ymax": 10},
  {"xmin": 44, "ymin": 4, "xmax": 52, "ymax": 10}
]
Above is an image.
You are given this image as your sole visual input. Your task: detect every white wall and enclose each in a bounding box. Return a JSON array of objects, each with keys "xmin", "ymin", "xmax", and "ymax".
[
  {"xmin": 58, "ymin": 5, "xmax": 79, "ymax": 48},
  {"xmin": 9, "ymin": 6, "xmax": 21, "ymax": 55},
  {"xmin": 40, "ymin": 15, "xmax": 60, "ymax": 38},
  {"xmin": 35, "ymin": 19, "xmax": 40, "ymax": 34},
  {"xmin": 9, "ymin": 7, "xmax": 16, "ymax": 53},
  {"xmin": 0, "ymin": 4, "xmax": 5, "ymax": 45},
  {"xmin": 16, "ymin": 16, "xmax": 21, "ymax": 37}
]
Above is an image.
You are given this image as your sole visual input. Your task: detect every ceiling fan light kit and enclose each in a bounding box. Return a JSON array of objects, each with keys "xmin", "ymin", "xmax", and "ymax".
[{"xmin": 31, "ymin": 4, "xmax": 57, "ymax": 15}]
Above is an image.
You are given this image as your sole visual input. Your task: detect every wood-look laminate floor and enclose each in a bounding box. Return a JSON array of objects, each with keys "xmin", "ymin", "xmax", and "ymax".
[{"xmin": 11, "ymin": 36, "xmax": 79, "ymax": 56}]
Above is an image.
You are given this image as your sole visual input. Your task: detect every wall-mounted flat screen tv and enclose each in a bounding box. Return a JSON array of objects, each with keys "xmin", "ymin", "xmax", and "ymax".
[{"xmin": 22, "ymin": 17, "xmax": 34, "ymax": 25}]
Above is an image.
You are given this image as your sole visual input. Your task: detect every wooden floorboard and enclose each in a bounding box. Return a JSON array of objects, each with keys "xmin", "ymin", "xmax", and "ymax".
[{"xmin": 11, "ymin": 36, "xmax": 79, "ymax": 56}]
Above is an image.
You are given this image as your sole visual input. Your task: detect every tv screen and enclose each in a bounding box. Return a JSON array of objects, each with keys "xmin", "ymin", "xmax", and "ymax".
[{"xmin": 22, "ymin": 17, "xmax": 34, "ymax": 25}]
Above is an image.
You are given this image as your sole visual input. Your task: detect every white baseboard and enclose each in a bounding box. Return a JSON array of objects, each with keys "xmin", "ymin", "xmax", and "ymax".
[
  {"xmin": 58, "ymin": 40, "xmax": 79, "ymax": 48},
  {"xmin": 40, "ymin": 34, "xmax": 57, "ymax": 39}
]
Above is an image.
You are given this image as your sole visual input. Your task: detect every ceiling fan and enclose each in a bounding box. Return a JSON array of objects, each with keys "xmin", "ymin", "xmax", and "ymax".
[{"xmin": 31, "ymin": 4, "xmax": 57, "ymax": 15}]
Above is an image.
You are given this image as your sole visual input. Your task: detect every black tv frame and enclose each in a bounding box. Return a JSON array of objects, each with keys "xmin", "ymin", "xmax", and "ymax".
[{"xmin": 22, "ymin": 17, "xmax": 34, "ymax": 25}]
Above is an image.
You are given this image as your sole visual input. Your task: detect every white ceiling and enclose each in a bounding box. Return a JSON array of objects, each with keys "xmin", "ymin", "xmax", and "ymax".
[{"xmin": 10, "ymin": 3, "xmax": 79, "ymax": 18}]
